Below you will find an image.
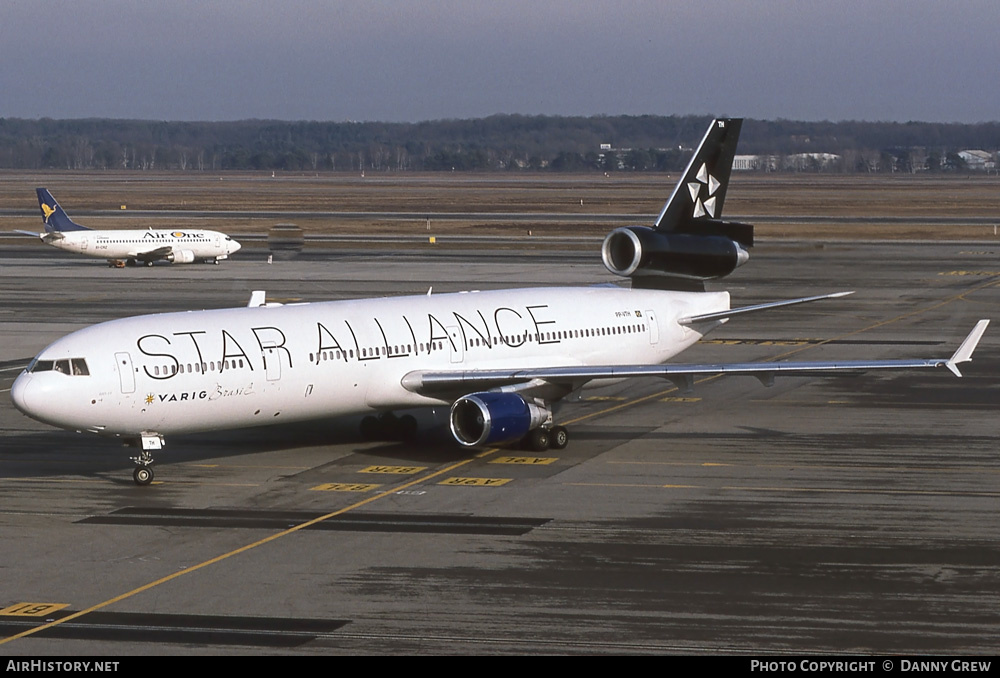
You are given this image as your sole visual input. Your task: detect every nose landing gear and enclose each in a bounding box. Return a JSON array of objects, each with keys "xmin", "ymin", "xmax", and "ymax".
[
  {"xmin": 131, "ymin": 455, "xmax": 154, "ymax": 486},
  {"xmin": 129, "ymin": 434, "xmax": 162, "ymax": 486}
]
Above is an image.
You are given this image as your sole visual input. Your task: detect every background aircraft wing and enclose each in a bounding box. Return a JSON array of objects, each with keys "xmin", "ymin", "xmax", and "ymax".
[{"xmin": 402, "ymin": 320, "xmax": 989, "ymax": 398}]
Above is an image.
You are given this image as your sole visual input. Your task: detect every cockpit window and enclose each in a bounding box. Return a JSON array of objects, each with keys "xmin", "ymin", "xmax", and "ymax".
[
  {"xmin": 27, "ymin": 357, "xmax": 89, "ymax": 376},
  {"xmin": 28, "ymin": 359, "xmax": 53, "ymax": 373}
]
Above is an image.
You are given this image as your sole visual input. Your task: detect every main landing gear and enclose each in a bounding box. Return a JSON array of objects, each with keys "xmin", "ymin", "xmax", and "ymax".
[
  {"xmin": 129, "ymin": 434, "xmax": 163, "ymax": 486},
  {"xmin": 360, "ymin": 412, "xmax": 419, "ymax": 442},
  {"xmin": 521, "ymin": 425, "xmax": 569, "ymax": 452}
]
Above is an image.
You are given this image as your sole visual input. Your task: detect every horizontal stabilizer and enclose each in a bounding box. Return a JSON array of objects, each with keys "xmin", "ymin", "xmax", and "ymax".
[{"xmin": 679, "ymin": 291, "xmax": 854, "ymax": 325}]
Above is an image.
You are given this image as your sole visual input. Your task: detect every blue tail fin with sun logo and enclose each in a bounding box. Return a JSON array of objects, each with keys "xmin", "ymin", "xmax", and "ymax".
[{"xmin": 36, "ymin": 189, "xmax": 90, "ymax": 233}]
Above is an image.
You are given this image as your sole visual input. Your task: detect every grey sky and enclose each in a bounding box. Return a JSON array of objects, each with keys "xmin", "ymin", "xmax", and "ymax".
[{"xmin": 3, "ymin": 1, "xmax": 997, "ymax": 123}]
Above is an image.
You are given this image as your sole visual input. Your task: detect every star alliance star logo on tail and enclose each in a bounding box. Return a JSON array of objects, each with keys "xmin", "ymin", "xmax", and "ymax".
[{"xmin": 686, "ymin": 163, "xmax": 721, "ymax": 218}]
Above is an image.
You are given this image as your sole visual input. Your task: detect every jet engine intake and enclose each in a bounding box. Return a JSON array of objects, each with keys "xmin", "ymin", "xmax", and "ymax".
[
  {"xmin": 167, "ymin": 248, "xmax": 195, "ymax": 264},
  {"xmin": 450, "ymin": 392, "xmax": 550, "ymax": 447}
]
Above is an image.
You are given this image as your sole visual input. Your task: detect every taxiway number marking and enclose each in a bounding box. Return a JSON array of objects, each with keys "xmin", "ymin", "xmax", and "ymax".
[
  {"xmin": 0, "ymin": 603, "xmax": 69, "ymax": 617},
  {"xmin": 360, "ymin": 465, "xmax": 427, "ymax": 475},
  {"xmin": 490, "ymin": 456, "xmax": 557, "ymax": 465},
  {"xmin": 311, "ymin": 483, "xmax": 382, "ymax": 492},
  {"xmin": 440, "ymin": 477, "xmax": 513, "ymax": 487}
]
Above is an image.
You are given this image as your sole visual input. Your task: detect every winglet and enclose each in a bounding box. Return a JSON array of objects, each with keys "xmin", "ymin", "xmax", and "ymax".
[{"xmin": 945, "ymin": 319, "xmax": 989, "ymax": 377}]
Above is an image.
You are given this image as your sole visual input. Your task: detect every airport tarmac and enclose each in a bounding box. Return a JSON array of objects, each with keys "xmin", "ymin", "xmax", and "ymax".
[{"xmin": 0, "ymin": 240, "xmax": 998, "ymax": 655}]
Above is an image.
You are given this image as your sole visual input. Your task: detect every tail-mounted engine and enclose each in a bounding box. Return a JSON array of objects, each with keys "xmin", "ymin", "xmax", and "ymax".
[
  {"xmin": 601, "ymin": 222, "xmax": 752, "ymax": 289},
  {"xmin": 450, "ymin": 392, "xmax": 551, "ymax": 447},
  {"xmin": 602, "ymin": 118, "xmax": 753, "ymax": 290}
]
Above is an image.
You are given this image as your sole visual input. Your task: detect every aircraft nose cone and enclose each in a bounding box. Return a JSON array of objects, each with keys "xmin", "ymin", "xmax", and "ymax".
[
  {"xmin": 10, "ymin": 372, "xmax": 33, "ymax": 416},
  {"xmin": 230, "ymin": 240, "xmax": 242, "ymax": 254}
]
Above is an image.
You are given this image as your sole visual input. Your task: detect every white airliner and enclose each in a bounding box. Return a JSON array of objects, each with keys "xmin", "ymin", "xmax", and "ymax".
[
  {"xmin": 10, "ymin": 119, "xmax": 989, "ymax": 485},
  {"xmin": 19, "ymin": 188, "xmax": 241, "ymax": 266}
]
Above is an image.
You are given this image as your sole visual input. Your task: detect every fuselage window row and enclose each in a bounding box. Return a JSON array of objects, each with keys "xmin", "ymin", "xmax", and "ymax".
[
  {"xmin": 154, "ymin": 358, "xmax": 246, "ymax": 376},
  {"xmin": 143, "ymin": 323, "xmax": 654, "ymax": 377},
  {"xmin": 300, "ymin": 325, "xmax": 649, "ymax": 365}
]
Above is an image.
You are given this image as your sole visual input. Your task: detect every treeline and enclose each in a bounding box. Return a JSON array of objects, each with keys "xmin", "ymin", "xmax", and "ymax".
[{"xmin": 1, "ymin": 115, "xmax": 999, "ymax": 172}]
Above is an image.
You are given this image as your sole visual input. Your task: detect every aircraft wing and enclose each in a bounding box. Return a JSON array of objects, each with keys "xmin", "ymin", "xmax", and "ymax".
[
  {"xmin": 402, "ymin": 319, "xmax": 989, "ymax": 398},
  {"xmin": 133, "ymin": 246, "xmax": 173, "ymax": 262}
]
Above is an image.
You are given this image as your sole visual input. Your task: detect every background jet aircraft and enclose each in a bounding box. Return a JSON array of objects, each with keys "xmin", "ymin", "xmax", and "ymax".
[
  {"xmin": 10, "ymin": 120, "xmax": 988, "ymax": 485},
  {"xmin": 22, "ymin": 188, "xmax": 241, "ymax": 267}
]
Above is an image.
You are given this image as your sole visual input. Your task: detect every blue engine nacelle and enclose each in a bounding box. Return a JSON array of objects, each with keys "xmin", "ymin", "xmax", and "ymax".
[{"xmin": 450, "ymin": 392, "xmax": 550, "ymax": 447}]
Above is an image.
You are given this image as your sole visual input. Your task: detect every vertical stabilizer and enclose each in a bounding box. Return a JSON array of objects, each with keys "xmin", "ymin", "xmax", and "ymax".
[
  {"xmin": 654, "ymin": 118, "xmax": 743, "ymax": 233},
  {"xmin": 36, "ymin": 188, "xmax": 90, "ymax": 233}
]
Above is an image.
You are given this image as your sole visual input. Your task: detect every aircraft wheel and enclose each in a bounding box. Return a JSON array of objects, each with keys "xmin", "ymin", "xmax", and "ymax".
[
  {"xmin": 550, "ymin": 426, "xmax": 569, "ymax": 450},
  {"xmin": 527, "ymin": 428, "xmax": 550, "ymax": 452},
  {"xmin": 359, "ymin": 416, "xmax": 379, "ymax": 440},
  {"xmin": 397, "ymin": 415, "xmax": 418, "ymax": 442},
  {"xmin": 145, "ymin": 260, "xmax": 154, "ymax": 267},
  {"xmin": 133, "ymin": 466, "xmax": 154, "ymax": 486}
]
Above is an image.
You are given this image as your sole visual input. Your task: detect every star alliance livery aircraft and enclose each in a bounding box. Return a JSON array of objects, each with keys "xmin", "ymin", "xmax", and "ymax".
[
  {"xmin": 11, "ymin": 119, "xmax": 989, "ymax": 485},
  {"xmin": 22, "ymin": 188, "xmax": 241, "ymax": 266}
]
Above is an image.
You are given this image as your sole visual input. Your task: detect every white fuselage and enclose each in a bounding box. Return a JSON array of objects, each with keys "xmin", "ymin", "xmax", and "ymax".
[
  {"xmin": 47, "ymin": 228, "xmax": 240, "ymax": 262},
  {"xmin": 11, "ymin": 286, "xmax": 729, "ymax": 437}
]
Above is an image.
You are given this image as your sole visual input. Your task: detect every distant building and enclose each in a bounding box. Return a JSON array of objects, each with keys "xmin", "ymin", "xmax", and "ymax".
[
  {"xmin": 785, "ymin": 153, "xmax": 841, "ymax": 171},
  {"xmin": 733, "ymin": 154, "xmax": 777, "ymax": 171},
  {"xmin": 958, "ymin": 150, "xmax": 995, "ymax": 170}
]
